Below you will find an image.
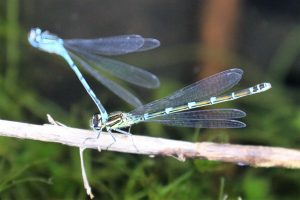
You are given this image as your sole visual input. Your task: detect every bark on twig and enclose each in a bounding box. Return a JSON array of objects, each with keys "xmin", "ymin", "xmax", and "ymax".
[{"xmin": 0, "ymin": 119, "xmax": 300, "ymax": 169}]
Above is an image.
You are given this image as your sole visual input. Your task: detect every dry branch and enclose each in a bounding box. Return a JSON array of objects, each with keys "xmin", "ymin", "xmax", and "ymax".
[{"xmin": 0, "ymin": 119, "xmax": 300, "ymax": 169}]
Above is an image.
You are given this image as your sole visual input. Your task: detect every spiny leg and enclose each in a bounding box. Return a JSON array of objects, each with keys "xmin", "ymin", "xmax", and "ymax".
[
  {"xmin": 105, "ymin": 129, "xmax": 117, "ymax": 150},
  {"xmin": 114, "ymin": 128, "xmax": 138, "ymax": 152},
  {"xmin": 95, "ymin": 129, "xmax": 104, "ymax": 152},
  {"xmin": 82, "ymin": 128, "xmax": 103, "ymax": 152}
]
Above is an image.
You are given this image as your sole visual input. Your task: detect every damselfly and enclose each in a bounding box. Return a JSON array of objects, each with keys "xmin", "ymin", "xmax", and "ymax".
[
  {"xmin": 28, "ymin": 28, "xmax": 160, "ymax": 122},
  {"xmin": 91, "ymin": 68, "xmax": 271, "ymax": 133}
]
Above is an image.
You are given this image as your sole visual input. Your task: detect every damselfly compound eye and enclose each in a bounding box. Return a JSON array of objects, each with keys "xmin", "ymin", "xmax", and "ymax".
[{"xmin": 91, "ymin": 113, "xmax": 102, "ymax": 130}]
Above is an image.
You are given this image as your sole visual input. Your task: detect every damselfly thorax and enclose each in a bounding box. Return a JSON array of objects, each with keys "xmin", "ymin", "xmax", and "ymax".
[{"xmin": 91, "ymin": 111, "xmax": 139, "ymax": 131}]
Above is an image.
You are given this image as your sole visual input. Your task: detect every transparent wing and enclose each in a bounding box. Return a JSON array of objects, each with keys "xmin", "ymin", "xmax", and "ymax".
[
  {"xmin": 69, "ymin": 52, "xmax": 143, "ymax": 108},
  {"xmin": 64, "ymin": 34, "xmax": 160, "ymax": 56},
  {"xmin": 146, "ymin": 119, "xmax": 246, "ymax": 128},
  {"xmin": 135, "ymin": 38, "xmax": 160, "ymax": 52},
  {"xmin": 64, "ymin": 35, "xmax": 143, "ymax": 56},
  {"xmin": 130, "ymin": 68, "xmax": 243, "ymax": 115},
  {"xmin": 68, "ymin": 49, "xmax": 160, "ymax": 88},
  {"xmin": 152, "ymin": 109, "xmax": 246, "ymax": 120}
]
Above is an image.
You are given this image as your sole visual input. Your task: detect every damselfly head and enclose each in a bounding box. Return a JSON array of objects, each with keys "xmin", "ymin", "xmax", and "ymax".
[
  {"xmin": 90, "ymin": 113, "xmax": 102, "ymax": 130},
  {"xmin": 28, "ymin": 27, "xmax": 63, "ymax": 52}
]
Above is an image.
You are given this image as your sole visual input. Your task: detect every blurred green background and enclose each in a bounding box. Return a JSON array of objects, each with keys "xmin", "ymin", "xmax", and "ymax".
[{"xmin": 1, "ymin": 0, "xmax": 300, "ymax": 199}]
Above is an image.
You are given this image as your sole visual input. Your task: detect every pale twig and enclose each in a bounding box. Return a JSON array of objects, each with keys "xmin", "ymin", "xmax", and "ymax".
[
  {"xmin": 79, "ymin": 147, "xmax": 94, "ymax": 199},
  {"xmin": 0, "ymin": 119, "xmax": 300, "ymax": 169}
]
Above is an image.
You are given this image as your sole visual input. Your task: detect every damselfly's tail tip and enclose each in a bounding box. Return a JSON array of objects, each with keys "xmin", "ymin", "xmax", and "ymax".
[
  {"xmin": 265, "ymin": 82, "xmax": 272, "ymax": 88},
  {"xmin": 261, "ymin": 82, "xmax": 272, "ymax": 91}
]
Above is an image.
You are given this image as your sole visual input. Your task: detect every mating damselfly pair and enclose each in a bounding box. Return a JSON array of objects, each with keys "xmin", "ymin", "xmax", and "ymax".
[{"xmin": 28, "ymin": 28, "xmax": 271, "ymax": 136}]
